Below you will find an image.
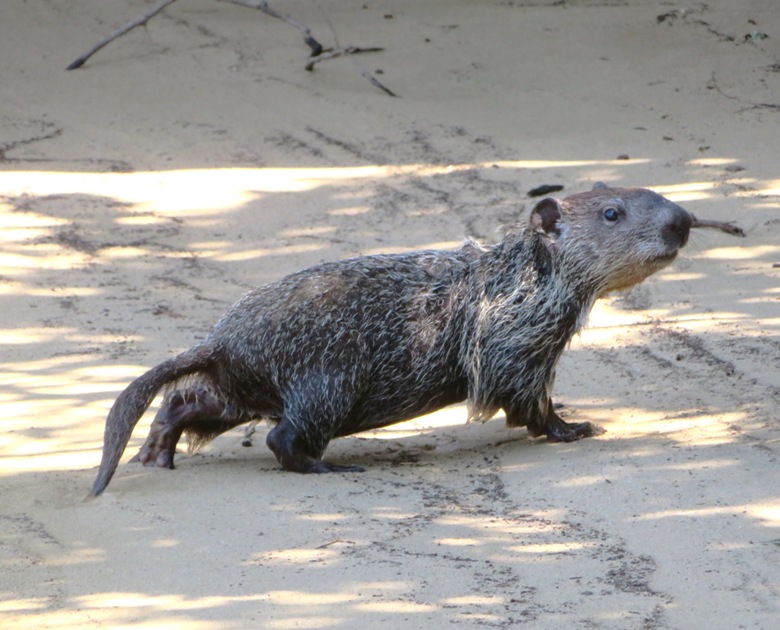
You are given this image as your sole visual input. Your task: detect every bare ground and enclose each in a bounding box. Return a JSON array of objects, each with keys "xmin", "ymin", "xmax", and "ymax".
[{"xmin": 0, "ymin": 1, "xmax": 778, "ymax": 628}]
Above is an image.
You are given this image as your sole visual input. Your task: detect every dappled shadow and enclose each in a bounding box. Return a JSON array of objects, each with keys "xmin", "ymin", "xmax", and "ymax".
[
  {"xmin": 1, "ymin": 141, "xmax": 778, "ymax": 630},
  {"xmin": 1, "ymin": 405, "xmax": 778, "ymax": 627},
  {"xmin": 1, "ymin": 155, "xmax": 776, "ymax": 470},
  {"xmin": 3, "ymin": 0, "xmax": 780, "ymax": 625}
]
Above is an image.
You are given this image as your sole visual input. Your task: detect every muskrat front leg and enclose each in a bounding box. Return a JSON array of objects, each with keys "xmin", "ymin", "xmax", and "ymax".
[{"xmin": 133, "ymin": 387, "xmax": 240, "ymax": 469}]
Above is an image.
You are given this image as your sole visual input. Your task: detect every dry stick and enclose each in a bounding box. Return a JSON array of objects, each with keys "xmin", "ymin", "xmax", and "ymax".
[
  {"xmin": 305, "ymin": 46, "xmax": 384, "ymax": 71},
  {"xmin": 226, "ymin": 0, "xmax": 323, "ymax": 56},
  {"xmin": 348, "ymin": 57, "xmax": 398, "ymax": 98},
  {"xmin": 67, "ymin": 0, "xmax": 180, "ymax": 70},
  {"xmin": 230, "ymin": 0, "xmax": 396, "ymax": 96},
  {"xmin": 67, "ymin": 0, "xmax": 396, "ymax": 96},
  {"xmin": 305, "ymin": 46, "xmax": 397, "ymax": 98},
  {"xmin": 691, "ymin": 216, "xmax": 746, "ymax": 237}
]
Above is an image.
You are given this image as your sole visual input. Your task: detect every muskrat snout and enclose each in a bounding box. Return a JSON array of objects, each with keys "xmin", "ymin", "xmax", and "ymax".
[{"xmin": 662, "ymin": 208, "xmax": 692, "ymax": 250}]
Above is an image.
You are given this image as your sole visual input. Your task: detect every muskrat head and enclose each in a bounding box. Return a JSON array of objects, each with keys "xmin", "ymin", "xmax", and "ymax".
[{"xmin": 530, "ymin": 183, "xmax": 692, "ymax": 294}]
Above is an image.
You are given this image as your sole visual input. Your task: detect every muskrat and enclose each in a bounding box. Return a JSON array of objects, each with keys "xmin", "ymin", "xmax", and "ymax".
[{"xmin": 90, "ymin": 184, "xmax": 693, "ymax": 495}]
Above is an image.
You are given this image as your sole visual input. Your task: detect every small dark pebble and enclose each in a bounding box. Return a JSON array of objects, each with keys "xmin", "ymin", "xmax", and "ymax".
[
  {"xmin": 616, "ymin": 154, "xmax": 630, "ymax": 160},
  {"xmin": 528, "ymin": 184, "xmax": 564, "ymax": 197},
  {"xmin": 725, "ymin": 164, "xmax": 745, "ymax": 173},
  {"xmin": 656, "ymin": 11, "xmax": 681, "ymax": 23}
]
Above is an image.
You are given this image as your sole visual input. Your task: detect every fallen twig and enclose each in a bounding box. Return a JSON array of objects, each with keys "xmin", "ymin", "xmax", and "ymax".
[
  {"xmin": 67, "ymin": 0, "xmax": 396, "ymax": 96},
  {"xmin": 302, "ymin": 46, "xmax": 396, "ymax": 97},
  {"xmin": 349, "ymin": 57, "xmax": 398, "ymax": 98},
  {"xmin": 67, "ymin": 0, "xmax": 180, "ymax": 70},
  {"xmin": 226, "ymin": 0, "xmax": 323, "ymax": 56},
  {"xmin": 305, "ymin": 46, "xmax": 384, "ymax": 71},
  {"xmin": 316, "ymin": 539, "xmax": 347, "ymax": 549},
  {"xmin": 691, "ymin": 216, "xmax": 746, "ymax": 237}
]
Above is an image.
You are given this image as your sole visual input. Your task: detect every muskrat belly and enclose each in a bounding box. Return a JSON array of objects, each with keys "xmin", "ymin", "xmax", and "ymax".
[{"xmin": 334, "ymin": 377, "xmax": 468, "ymax": 437}]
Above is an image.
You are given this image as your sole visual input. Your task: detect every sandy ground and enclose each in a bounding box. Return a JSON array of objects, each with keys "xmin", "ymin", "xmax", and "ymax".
[{"xmin": 1, "ymin": 0, "xmax": 779, "ymax": 627}]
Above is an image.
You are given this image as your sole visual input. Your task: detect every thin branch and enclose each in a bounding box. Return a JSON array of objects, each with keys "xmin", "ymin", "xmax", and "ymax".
[
  {"xmin": 709, "ymin": 72, "xmax": 779, "ymax": 113},
  {"xmin": 305, "ymin": 46, "xmax": 384, "ymax": 71},
  {"xmin": 227, "ymin": 0, "xmax": 396, "ymax": 96},
  {"xmin": 349, "ymin": 57, "xmax": 398, "ymax": 98},
  {"xmin": 226, "ymin": 0, "xmax": 323, "ymax": 56},
  {"xmin": 303, "ymin": 45, "xmax": 397, "ymax": 98},
  {"xmin": 691, "ymin": 216, "xmax": 746, "ymax": 237},
  {"xmin": 67, "ymin": 0, "xmax": 180, "ymax": 70},
  {"xmin": 67, "ymin": 0, "xmax": 397, "ymax": 96}
]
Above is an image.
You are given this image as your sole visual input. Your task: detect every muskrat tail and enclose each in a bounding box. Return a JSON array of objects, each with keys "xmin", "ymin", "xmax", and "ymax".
[{"xmin": 89, "ymin": 344, "xmax": 216, "ymax": 497}]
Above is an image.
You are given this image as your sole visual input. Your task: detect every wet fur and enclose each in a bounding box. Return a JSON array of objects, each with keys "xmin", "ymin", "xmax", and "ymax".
[{"xmin": 90, "ymin": 185, "xmax": 692, "ymax": 495}]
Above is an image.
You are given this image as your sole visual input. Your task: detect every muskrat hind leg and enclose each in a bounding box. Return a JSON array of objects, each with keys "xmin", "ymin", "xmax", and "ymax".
[
  {"xmin": 507, "ymin": 398, "xmax": 605, "ymax": 442},
  {"xmin": 133, "ymin": 387, "xmax": 236, "ymax": 469},
  {"xmin": 537, "ymin": 407, "xmax": 606, "ymax": 443},
  {"xmin": 267, "ymin": 374, "xmax": 366, "ymax": 473},
  {"xmin": 266, "ymin": 418, "xmax": 364, "ymax": 474}
]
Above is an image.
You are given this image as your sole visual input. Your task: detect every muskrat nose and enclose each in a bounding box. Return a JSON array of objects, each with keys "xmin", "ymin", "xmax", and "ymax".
[{"xmin": 662, "ymin": 208, "xmax": 692, "ymax": 249}]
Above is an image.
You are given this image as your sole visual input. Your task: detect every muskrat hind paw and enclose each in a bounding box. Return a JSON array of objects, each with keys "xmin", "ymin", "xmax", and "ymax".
[
  {"xmin": 546, "ymin": 421, "xmax": 606, "ymax": 443},
  {"xmin": 136, "ymin": 443, "xmax": 176, "ymax": 469},
  {"xmin": 306, "ymin": 461, "xmax": 365, "ymax": 474}
]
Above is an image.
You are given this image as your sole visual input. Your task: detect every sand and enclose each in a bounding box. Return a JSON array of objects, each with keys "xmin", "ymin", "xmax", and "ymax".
[{"xmin": 1, "ymin": 0, "xmax": 778, "ymax": 627}]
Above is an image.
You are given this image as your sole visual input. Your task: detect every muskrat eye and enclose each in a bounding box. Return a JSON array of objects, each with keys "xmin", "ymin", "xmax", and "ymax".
[{"xmin": 603, "ymin": 207, "xmax": 620, "ymax": 222}]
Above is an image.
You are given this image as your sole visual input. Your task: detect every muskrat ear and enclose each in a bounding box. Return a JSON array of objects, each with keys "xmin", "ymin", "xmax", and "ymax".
[
  {"xmin": 592, "ymin": 181, "xmax": 609, "ymax": 190},
  {"xmin": 530, "ymin": 197, "xmax": 562, "ymax": 236}
]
